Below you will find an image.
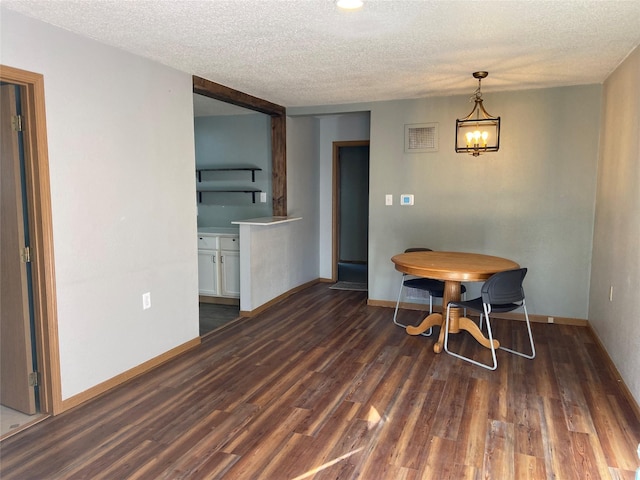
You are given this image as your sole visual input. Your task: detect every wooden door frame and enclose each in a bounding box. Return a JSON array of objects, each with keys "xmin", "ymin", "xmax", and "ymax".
[
  {"xmin": 332, "ymin": 140, "xmax": 370, "ymax": 281},
  {"xmin": 1, "ymin": 83, "xmax": 37, "ymax": 414},
  {"xmin": 0, "ymin": 65, "xmax": 62, "ymax": 415}
]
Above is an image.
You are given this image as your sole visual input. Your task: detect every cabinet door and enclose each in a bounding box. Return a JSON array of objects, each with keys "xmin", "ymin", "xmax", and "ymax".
[
  {"xmin": 220, "ymin": 250, "xmax": 240, "ymax": 297},
  {"xmin": 197, "ymin": 250, "xmax": 219, "ymax": 296}
]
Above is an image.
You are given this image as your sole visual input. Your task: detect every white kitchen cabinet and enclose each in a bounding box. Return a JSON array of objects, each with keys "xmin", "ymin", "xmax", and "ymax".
[
  {"xmin": 220, "ymin": 250, "xmax": 240, "ymax": 297},
  {"xmin": 197, "ymin": 232, "xmax": 239, "ymax": 298},
  {"xmin": 197, "ymin": 250, "xmax": 219, "ymax": 296}
]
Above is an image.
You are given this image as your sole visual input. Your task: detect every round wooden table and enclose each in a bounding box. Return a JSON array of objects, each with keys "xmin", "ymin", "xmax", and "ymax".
[{"xmin": 391, "ymin": 251, "xmax": 520, "ymax": 353}]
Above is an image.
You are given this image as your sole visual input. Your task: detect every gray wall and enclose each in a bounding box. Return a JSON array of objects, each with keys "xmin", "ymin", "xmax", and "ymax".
[
  {"xmin": 316, "ymin": 113, "xmax": 372, "ymax": 278},
  {"xmin": 589, "ymin": 46, "xmax": 640, "ymax": 403},
  {"xmin": 194, "ymin": 113, "xmax": 272, "ymax": 227},
  {"xmin": 286, "ymin": 116, "xmax": 321, "ymax": 284},
  {"xmin": 291, "ymin": 85, "xmax": 601, "ymax": 320},
  {"xmin": 368, "ymin": 87, "xmax": 600, "ymax": 319}
]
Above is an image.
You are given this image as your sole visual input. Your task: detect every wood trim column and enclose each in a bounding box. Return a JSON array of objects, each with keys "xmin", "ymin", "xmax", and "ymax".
[{"xmin": 271, "ymin": 115, "xmax": 286, "ymax": 215}]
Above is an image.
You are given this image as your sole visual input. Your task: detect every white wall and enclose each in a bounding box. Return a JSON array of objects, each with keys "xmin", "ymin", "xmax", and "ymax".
[
  {"xmin": 589, "ymin": 46, "xmax": 640, "ymax": 404},
  {"xmin": 237, "ymin": 115, "xmax": 321, "ymax": 312},
  {"xmin": 1, "ymin": 9, "xmax": 199, "ymax": 400}
]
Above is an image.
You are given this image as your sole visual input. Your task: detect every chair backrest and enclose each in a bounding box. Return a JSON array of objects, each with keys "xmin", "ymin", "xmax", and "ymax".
[
  {"xmin": 404, "ymin": 247, "xmax": 432, "ymax": 253},
  {"xmin": 481, "ymin": 268, "xmax": 527, "ymax": 305}
]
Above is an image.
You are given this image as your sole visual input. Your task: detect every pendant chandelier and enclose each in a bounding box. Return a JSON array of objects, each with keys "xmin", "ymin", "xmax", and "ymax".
[{"xmin": 455, "ymin": 71, "xmax": 500, "ymax": 157}]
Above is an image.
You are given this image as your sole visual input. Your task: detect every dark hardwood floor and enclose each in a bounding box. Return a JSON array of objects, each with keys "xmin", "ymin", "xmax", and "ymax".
[
  {"xmin": 199, "ymin": 303, "xmax": 240, "ymax": 336},
  {"xmin": 1, "ymin": 283, "xmax": 639, "ymax": 479}
]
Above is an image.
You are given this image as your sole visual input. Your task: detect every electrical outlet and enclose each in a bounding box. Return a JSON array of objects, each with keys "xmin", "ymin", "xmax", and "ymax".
[
  {"xmin": 385, "ymin": 194, "xmax": 393, "ymax": 206},
  {"xmin": 547, "ymin": 316, "xmax": 554, "ymax": 324},
  {"xmin": 260, "ymin": 192, "xmax": 267, "ymax": 203},
  {"xmin": 142, "ymin": 292, "xmax": 151, "ymax": 310}
]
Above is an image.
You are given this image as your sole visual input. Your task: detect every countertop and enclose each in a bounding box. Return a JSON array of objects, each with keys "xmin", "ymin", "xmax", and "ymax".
[
  {"xmin": 231, "ymin": 216, "xmax": 302, "ymax": 226},
  {"xmin": 197, "ymin": 226, "xmax": 239, "ymax": 235}
]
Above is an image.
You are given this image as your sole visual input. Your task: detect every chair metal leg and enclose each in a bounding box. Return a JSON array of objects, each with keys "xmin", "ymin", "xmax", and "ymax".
[
  {"xmin": 444, "ymin": 303, "xmax": 498, "ymax": 370},
  {"xmin": 393, "ymin": 274, "xmax": 433, "ymax": 336},
  {"xmin": 444, "ymin": 301, "xmax": 535, "ymax": 369},
  {"xmin": 498, "ymin": 301, "xmax": 536, "ymax": 359}
]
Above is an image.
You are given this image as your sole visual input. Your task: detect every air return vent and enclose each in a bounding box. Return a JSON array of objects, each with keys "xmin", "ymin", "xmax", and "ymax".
[{"xmin": 405, "ymin": 123, "xmax": 439, "ymax": 153}]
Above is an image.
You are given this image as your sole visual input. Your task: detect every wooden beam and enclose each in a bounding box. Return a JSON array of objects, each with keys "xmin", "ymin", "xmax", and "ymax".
[
  {"xmin": 192, "ymin": 75, "xmax": 285, "ymax": 116},
  {"xmin": 271, "ymin": 114, "xmax": 287, "ymax": 216},
  {"xmin": 192, "ymin": 75, "xmax": 287, "ymax": 216}
]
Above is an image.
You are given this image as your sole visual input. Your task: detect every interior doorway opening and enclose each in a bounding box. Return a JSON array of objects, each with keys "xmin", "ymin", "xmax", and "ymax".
[
  {"xmin": 0, "ymin": 81, "xmax": 42, "ymax": 437},
  {"xmin": 332, "ymin": 141, "xmax": 370, "ymax": 287},
  {"xmin": 1, "ymin": 65, "xmax": 60, "ymax": 438}
]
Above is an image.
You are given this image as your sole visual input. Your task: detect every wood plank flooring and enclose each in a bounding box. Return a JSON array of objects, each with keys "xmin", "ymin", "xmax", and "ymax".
[
  {"xmin": 1, "ymin": 283, "xmax": 639, "ymax": 479},
  {"xmin": 199, "ymin": 303, "xmax": 241, "ymax": 336}
]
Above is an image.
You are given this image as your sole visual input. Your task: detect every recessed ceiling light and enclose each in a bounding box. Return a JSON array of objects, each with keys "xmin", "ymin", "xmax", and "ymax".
[{"xmin": 337, "ymin": 0, "xmax": 364, "ymax": 10}]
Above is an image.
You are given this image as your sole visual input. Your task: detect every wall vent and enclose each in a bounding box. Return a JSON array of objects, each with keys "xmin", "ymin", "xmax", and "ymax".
[{"xmin": 405, "ymin": 123, "xmax": 439, "ymax": 153}]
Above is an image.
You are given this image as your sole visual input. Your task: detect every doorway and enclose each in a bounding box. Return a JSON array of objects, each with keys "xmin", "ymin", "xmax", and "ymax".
[
  {"xmin": 1, "ymin": 82, "xmax": 40, "ymax": 434},
  {"xmin": 1, "ymin": 65, "xmax": 60, "ymax": 438},
  {"xmin": 332, "ymin": 141, "xmax": 370, "ymax": 286}
]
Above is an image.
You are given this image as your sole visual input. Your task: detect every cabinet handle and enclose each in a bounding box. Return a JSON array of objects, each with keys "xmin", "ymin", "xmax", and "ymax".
[
  {"xmin": 221, "ymin": 256, "xmax": 224, "ymax": 264},
  {"xmin": 212, "ymin": 256, "xmax": 216, "ymax": 263}
]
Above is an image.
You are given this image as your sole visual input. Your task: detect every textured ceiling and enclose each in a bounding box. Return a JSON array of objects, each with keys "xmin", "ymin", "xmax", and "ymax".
[{"xmin": 4, "ymin": 0, "xmax": 640, "ymax": 108}]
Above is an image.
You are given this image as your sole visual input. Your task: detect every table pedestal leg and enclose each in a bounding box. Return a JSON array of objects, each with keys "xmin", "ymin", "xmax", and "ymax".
[
  {"xmin": 403, "ymin": 279, "xmax": 500, "ymax": 352},
  {"xmin": 432, "ymin": 281, "xmax": 461, "ymax": 353},
  {"xmin": 457, "ymin": 317, "xmax": 500, "ymax": 349},
  {"xmin": 406, "ymin": 313, "xmax": 442, "ymax": 336}
]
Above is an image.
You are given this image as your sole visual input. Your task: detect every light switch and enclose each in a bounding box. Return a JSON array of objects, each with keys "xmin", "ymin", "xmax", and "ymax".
[
  {"xmin": 142, "ymin": 292, "xmax": 151, "ymax": 310},
  {"xmin": 385, "ymin": 194, "xmax": 393, "ymax": 206},
  {"xmin": 260, "ymin": 192, "xmax": 267, "ymax": 203}
]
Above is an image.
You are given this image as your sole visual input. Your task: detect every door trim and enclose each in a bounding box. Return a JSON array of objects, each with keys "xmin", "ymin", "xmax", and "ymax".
[
  {"xmin": 1, "ymin": 84, "xmax": 36, "ymax": 414},
  {"xmin": 332, "ymin": 140, "xmax": 370, "ymax": 282},
  {"xmin": 0, "ymin": 65, "xmax": 62, "ymax": 415}
]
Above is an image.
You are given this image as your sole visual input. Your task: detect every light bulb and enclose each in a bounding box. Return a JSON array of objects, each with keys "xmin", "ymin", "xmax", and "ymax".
[
  {"xmin": 465, "ymin": 132, "xmax": 474, "ymax": 147},
  {"xmin": 337, "ymin": 0, "xmax": 363, "ymax": 9},
  {"xmin": 481, "ymin": 131, "xmax": 489, "ymax": 147}
]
